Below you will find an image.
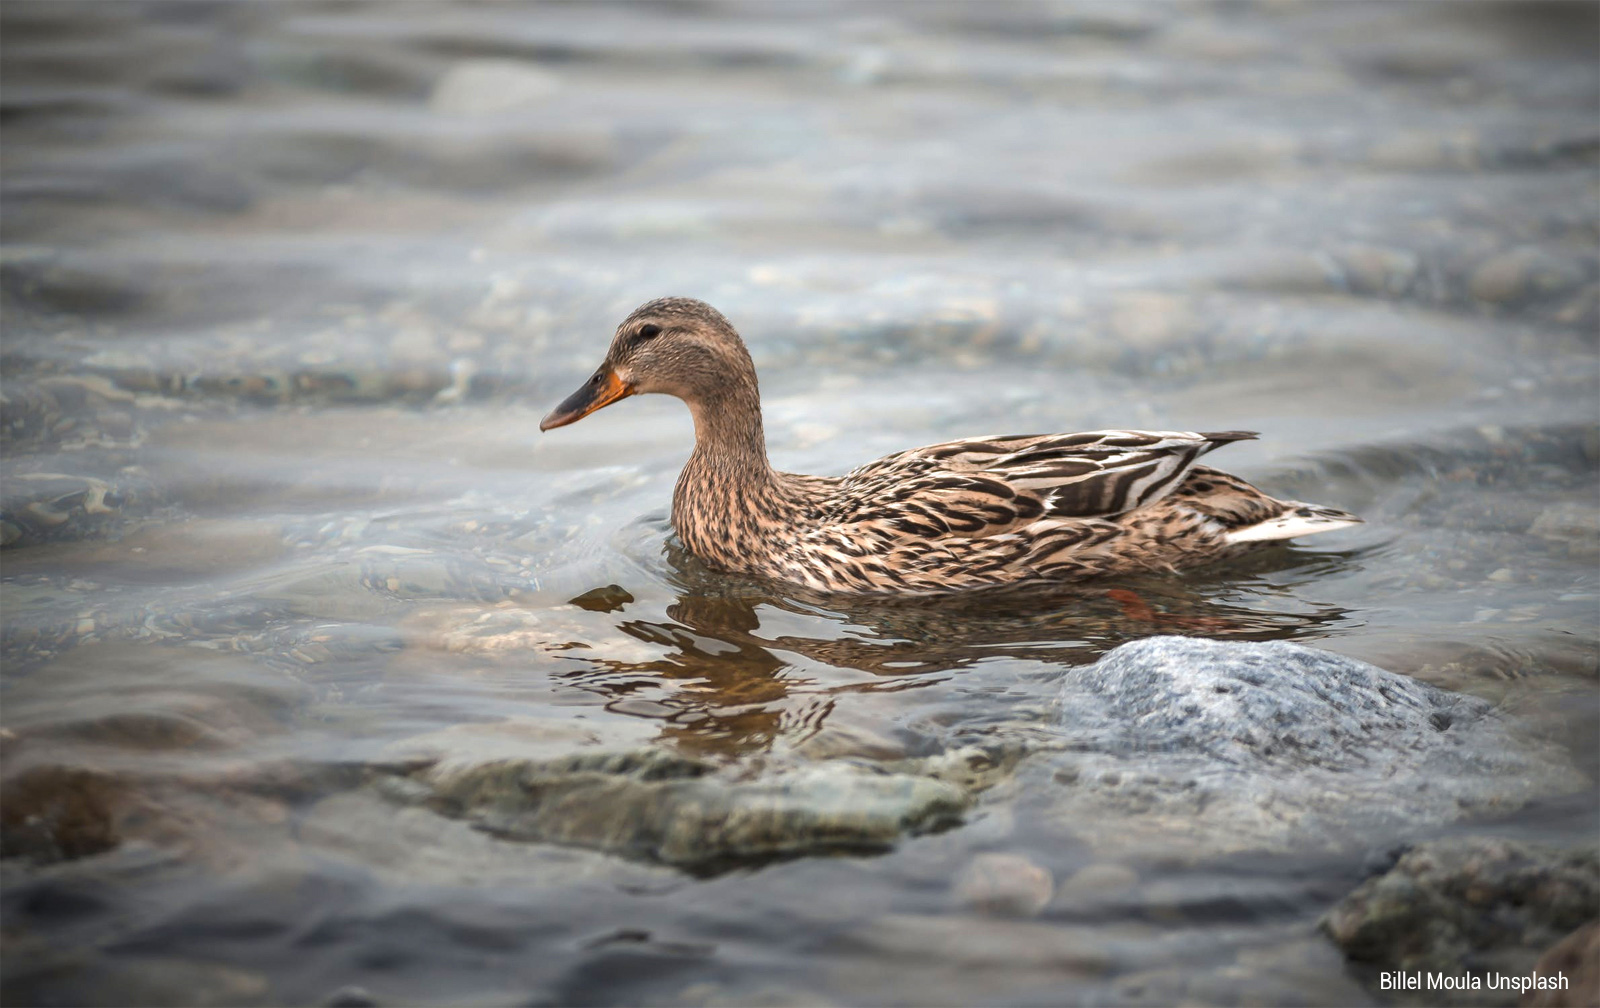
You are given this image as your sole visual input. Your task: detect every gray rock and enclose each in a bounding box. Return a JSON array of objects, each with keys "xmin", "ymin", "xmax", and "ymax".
[
  {"xmin": 1044, "ymin": 637, "xmax": 1584, "ymax": 855},
  {"xmin": 400, "ymin": 746, "xmax": 971, "ymax": 870},
  {"xmin": 1323, "ymin": 838, "xmax": 1600, "ymax": 1006}
]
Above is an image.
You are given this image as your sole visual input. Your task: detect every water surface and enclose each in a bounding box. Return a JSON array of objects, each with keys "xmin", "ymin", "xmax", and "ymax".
[{"xmin": 3, "ymin": 3, "xmax": 1596, "ymax": 1005}]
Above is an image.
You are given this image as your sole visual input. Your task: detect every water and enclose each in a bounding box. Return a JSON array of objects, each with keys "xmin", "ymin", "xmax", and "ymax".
[{"xmin": 2, "ymin": 3, "xmax": 1596, "ymax": 1005}]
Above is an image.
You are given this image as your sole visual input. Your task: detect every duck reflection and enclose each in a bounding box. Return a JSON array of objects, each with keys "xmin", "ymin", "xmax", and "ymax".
[{"xmin": 555, "ymin": 538, "xmax": 1361, "ymax": 758}]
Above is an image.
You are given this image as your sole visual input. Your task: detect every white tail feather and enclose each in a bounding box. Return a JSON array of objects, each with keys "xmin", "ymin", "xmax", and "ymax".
[{"xmin": 1225, "ymin": 512, "xmax": 1362, "ymax": 544}]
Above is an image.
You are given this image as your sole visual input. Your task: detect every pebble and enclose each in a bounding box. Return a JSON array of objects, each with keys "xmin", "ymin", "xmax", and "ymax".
[
  {"xmin": 429, "ymin": 60, "xmax": 562, "ymax": 116},
  {"xmin": 953, "ymin": 852, "xmax": 1054, "ymax": 917},
  {"xmin": 1470, "ymin": 248, "xmax": 1586, "ymax": 305}
]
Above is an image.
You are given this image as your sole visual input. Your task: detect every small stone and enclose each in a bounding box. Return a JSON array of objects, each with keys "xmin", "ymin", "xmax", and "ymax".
[
  {"xmin": 430, "ymin": 60, "xmax": 561, "ymax": 115},
  {"xmin": 1472, "ymin": 252, "xmax": 1532, "ymax": 303},
  {"xmin": 567, "ymin": 584, "xmax": 634, "ymax": 613},
  {"xmin": 1339, "ymin": 246, "xmax": 1419, "ymax": 296},
  {"xmin": 1487, "ymin": 568, "xmax": 1515, "ymax": 583},
  {"xmin": 953, "ymin": 853, "xmax": 1054, "ymax": 917},
  {"xmin": 1530, "ymin": 503, "xmax": 1600, "ymax": 547},
  {"xmin": 1470, "ymin": 249, "xmax": 1585, "ymax": 305}
]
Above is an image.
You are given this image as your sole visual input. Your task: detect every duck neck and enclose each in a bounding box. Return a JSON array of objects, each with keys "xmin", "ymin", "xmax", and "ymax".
[
  {"xmin": 673, "ymin": 381, "xmax": 785, "ymax": 568},
  {"xmin": 682, "ymin": 380, "xmax": 776, "ymax": 492}
]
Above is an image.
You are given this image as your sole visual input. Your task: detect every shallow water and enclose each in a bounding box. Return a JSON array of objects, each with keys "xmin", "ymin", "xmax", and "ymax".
[{"xmin": 2, "ymin": 2, "xmax": 1597, "ymax": 1005}]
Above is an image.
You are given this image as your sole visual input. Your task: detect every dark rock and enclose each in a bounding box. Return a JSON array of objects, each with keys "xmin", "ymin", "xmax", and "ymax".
[
  {"xmin": 1323, "ymin": 838, "xmax": 1600, "ymax": 1005},
  {"xmin": 567, "ymin": 584, "xmax": 635, "ymax": 612},
  {"xmin": 0, "ymin": 766, "xmax": 120, "ymax": 863}
]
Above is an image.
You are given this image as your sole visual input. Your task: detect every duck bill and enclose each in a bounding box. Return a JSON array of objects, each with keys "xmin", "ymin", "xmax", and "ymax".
[{"xmin": 539, "ymin": 366, "xmax": 634, "ymax": 431}]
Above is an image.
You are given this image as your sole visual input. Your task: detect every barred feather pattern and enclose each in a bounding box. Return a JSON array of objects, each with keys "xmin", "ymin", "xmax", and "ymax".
[
  {"xmin": 556, "ymin": 298, "xmax": 1361, "ymax": 596},
  {"xmin": 674, "ymin": 428, "xmax": 1359, "ymax": 595}
]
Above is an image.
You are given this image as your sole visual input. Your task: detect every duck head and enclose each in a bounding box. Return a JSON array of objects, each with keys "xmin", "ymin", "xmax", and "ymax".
[{"xmin": 539, "ymin": 297, "xmax": 757, "ymax": 431}]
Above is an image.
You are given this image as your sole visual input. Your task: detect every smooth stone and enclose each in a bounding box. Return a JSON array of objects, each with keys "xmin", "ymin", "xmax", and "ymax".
[
  {"xmin": 1529, "ymin": 502, "xmax": 1600, "ymax": 555},
  {"xmin": 429, "ymin": 60, "xmax": 561, "ymax": 116},
  {"xmin": 953, "ymin": 852, "xmax": 1054, "ymax": 917},
  {"xmin": 1045, "ymin": 637, "xmax": 1584, "ymax": 855},
  {"xmin": 1470, "ymin": 249, "xmax": 1586, "ymax": 305},
  {"xmin": 1338, "ymin": 245, "xmax": 1419, "ymax": 296}
]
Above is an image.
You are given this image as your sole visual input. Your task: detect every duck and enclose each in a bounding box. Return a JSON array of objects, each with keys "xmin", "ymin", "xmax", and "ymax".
[{"xmin": 540, "ymin": 297, "xmax": 1361, "ymax": 595}]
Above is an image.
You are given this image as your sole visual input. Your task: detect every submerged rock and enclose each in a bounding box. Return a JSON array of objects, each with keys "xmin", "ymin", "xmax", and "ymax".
[
  {"xmin": 0, "ymin": 766, "xmax": 121, "ymax": 863},
  {"xmin": 953, "ymin": 852, "xmax": 1054, "ymax": 918},
  {"xmin": 388, "ymin": 738, "xmax": 973, "ymax": 870},
  {"xmin": 1525, "ymin": 922, "xmax": 1600, "ymax": 1008},
  {"xmin": 1044, "ymin": 637, "xmax": 1584, "ymax": 855},
  {"xmin": 1323, "ymin": 838, "xmax": 1600, "ymax": 1006}
]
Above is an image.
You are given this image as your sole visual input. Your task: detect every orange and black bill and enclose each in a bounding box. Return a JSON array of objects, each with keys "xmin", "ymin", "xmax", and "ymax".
[{"xmin": 539, "ymin": 366, "xmax": 634, "ymax": 431}]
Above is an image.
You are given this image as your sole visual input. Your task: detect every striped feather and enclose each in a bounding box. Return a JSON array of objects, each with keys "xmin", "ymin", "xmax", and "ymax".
[{"xmin": 553, "ymin": 298, "xmax": 1358, "ymax": 594}]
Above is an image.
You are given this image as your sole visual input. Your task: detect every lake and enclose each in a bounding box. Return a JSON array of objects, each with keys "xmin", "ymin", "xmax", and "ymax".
[{"xmin": 3, "ymin": 3, "xmax": 1596, "ymax": 1005}]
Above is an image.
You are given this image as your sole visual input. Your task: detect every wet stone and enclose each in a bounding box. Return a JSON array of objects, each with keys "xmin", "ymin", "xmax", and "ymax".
[
  {"xmin": 430, "ymin": 59, "xmax": 562, "ymax": 116},
  {"xmin": 1528, "ymin": 502, "xmax": 1600, "ymax": 556},
  {"xmin": 568, "ymin": 584, "xmax": 635, "ymax": 613},
  {"xmin": 0, "ymin": 766, "xmax": 120, "ymax": 864},
  {"xmin": 1044, "ymin": 637, "xmax": 1584, "ymax": 856},
  {"xmin": 395, "ymin": 745, "xmax": 972, "ymax": 870},
  {"xmin": 953, "ymin": 852, "xmax": 1054, "ymax": 917},
  {"xmin": 1323, "ymin": 838, "xmax": 1600, "ymax": 1005},
  {"xmin": 0, "ymin": 467, "xmax": 163, "ymax": 548},
  {"xmin": 1335, "ymin": 245, "xmax": 1420, "ymax": 297},
  {"xmin": 1471, "ymin": 249, "xmax": 1588, "ymax": 306}
]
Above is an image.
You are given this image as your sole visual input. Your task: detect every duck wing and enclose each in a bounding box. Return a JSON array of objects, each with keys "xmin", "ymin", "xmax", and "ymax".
[{"xmin": 832, "ymin": 429, "xmax": 1257, "ymax": 539}]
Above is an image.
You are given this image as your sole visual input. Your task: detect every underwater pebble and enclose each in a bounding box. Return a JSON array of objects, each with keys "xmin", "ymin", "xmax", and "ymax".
[{"xmin": 953, "ymin": 852, "xmax": 1054, "ymax": 917}]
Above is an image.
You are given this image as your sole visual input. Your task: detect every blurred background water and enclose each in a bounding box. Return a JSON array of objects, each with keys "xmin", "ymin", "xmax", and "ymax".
[{"xmin": 2, "ymin": 2, "xmax": 1596, "ymax": 1005}]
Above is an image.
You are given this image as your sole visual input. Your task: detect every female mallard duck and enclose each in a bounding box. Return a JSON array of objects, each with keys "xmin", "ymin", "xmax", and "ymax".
[{"xmin": 541, "ymin": 298, "xmax": 1360, "ymax": 595}]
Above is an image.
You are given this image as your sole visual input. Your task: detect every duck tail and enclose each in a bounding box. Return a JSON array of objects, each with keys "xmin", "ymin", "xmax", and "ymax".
[
  {"xmin": 1224, "ymin": 501, "xmax": 1363, "ymax": 544},
  {"xmin": 1197, "ymin": 430, "xmax": 1259, "ymax": 455}
]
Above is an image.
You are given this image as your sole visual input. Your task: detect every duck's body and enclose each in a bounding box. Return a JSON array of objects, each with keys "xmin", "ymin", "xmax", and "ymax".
[{"xmin": 542, "ymin": 298, "xmax": 1360, "ymax": 595}]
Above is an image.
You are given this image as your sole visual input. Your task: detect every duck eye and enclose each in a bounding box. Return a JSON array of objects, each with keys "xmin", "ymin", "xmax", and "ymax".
[{"xmin": 635, "ymin": 324, "xmax": 662, "ymax": 341}]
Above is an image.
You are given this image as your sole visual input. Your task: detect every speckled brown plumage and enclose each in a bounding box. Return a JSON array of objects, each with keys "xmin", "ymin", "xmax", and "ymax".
[{"xmin": 540, "ymin": 298, "xmax": 1362, "ymax": 595}]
